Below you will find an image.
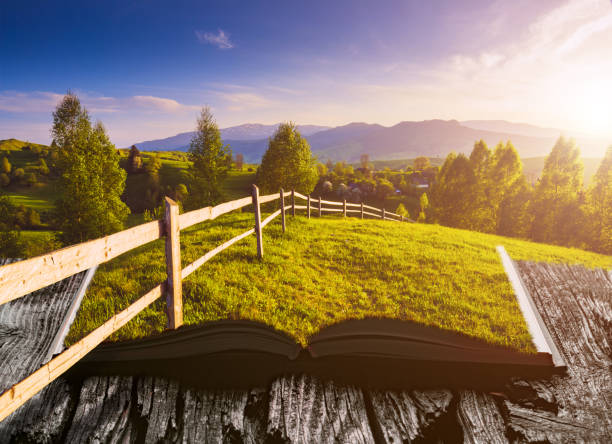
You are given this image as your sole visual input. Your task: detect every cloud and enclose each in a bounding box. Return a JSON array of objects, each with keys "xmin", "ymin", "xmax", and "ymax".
[
  {"xmin": 217, "ymin": 92, "xmax": 275, "ymax": 111},
  {"xmin": 0, "ymin": 91, "xmax": 199, "ymax": 114},
  {"xmin": 0, "ymin": 91, "xmax": 63, "ymax": 113},
  {"xmin": 195, "ymin": 29, "xmax": 234, "ymax": 49}
]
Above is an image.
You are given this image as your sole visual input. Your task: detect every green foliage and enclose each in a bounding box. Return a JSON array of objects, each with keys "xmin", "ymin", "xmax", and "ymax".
[
  {"xmin": 395, "ymin": 203, "xmax": 408, "ymax": 217},
  {"xmin": 13, "ymin": 168, "xmax": 25, "ymax": 181},
  {"xmin": 256, "ymin": 122, "xmax": 318, "ymax": 195},
  {"xmin": 417, "ymin": 193, "xmax": 429, "ymax": 222},
  {"xmin": 25, "ymin": 172, "xmax": 37, "ymax": 186},
  {"xmin": 127, "ymin": 145, "xmax": 143, "ymax": 173},
  {"xmin": 1, "ymin": 157, "xmax": 11, "ymax": 174},
  {"xmin": 430, "ymin": 153, "xmax": 476, "ymax": 228},
  {"xmin": 186, "ymin": 107, "xmax": 232, "ymax": 209},
  {"xmin": 0, "ymin": 173, "xmax": 9, "ymax": 187},
  {"xmin": 529, "ymin": 137, "xmax": 583, "ymax": 246},
  {"xmin": 413, "ymin": 156, "xmax": 430, "ymax": 171},
  {"xmin": 52, "ymin": 92, "xmax": 129, "ymax": 245},
  {"xmin": 38, "ymin": 158, "xmax": 50, "ymax": 175},
  {"xmin": 584, "ymin": 147, "xmax": 612, "ymax": 253},
  {"xmin": 376, "ymin": 178, "xmax": 394, "ymax": 200}
]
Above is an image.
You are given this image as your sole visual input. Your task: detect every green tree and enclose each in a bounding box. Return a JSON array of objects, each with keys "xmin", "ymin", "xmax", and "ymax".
[
  {"xmin": 127, "ymin": 145, "xmax": 142, "ymax": 173},
  {"xmin": 52, "ymin": 92, "xmax": 129, "ymax": 245},
  {"xmin": 396, "ymin": 203, "xmax": 408, "ymax": 218},
  {"xmin": 430, "ymin": 153, "xmax": 476, "ymax": 229},
  {"xmin": 0, "ymin": 174, "xmax": 9, "ymax": 187},
  {"xmin": 186, "ymin": 107, "xmax": 232, "ymax": 209},
  {"xmin": 1, "ymin": 157, "xmax": 11, "ymax": 174},
  {"xmin": 38, "ymin": 158, "xmax": 50, "ymax": 175},
  {"xmin": 497, "ymin": 175, "xmax": 532, "ymax": 238},
  {"xmin": 529, "ymin": 137, "xmax": 583, "ymax": 245},
  {"xmin": 376, "ymin": 178, "xmax": 394, "ymax": 200},
  {"xmin": 413, "ymin": 156, "xmax": 430, "ymax": 171},
  {"xmin": 584, "ymin": 147, "xmax": 612, "ymax": 253},
  {"xmin": 418, "ymin": 192, "xmax": 429, "ymax": 223},
  {"xmin": 256, "ymin": 122, "xmax": 318, "ymax": 194},
  {"xmin": 0, "ymin": 195, "xmax": 23, "ymax": 257}
]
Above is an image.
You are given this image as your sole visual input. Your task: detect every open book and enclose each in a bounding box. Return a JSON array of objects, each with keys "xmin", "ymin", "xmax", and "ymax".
[{"xmin": 73, "ymin": 319, "xmax": 558, "ymax": 389}]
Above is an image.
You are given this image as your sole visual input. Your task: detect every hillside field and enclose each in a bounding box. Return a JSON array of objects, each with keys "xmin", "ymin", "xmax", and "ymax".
[{"xmin": 65, "ymin": 213, "xmax": 611, "ymax": 354}]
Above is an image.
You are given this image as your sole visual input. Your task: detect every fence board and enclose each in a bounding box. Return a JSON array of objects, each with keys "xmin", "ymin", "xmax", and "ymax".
[
  {"xmin": 181, "ymin": 229, "xmax": 255, "ymax": 279},
  {"xmin": 259, "ymin": 194, "xmax": 280, "ymax": 204},
  {"xmin": 0, "ymin": 283, "xmax": 164, "ymax": 422},
  {"xmin": 179, "ymin": 197, "xmax": 252, "ymax": 230},
  {"xmin": 294, "ymin": 192, "xmax": 308, "ymax": 200},
  {"xmin": 260, "ymin": 209, "xmax": 282, "ymax": 229},
  {"xmin": 363, "ymin": 204, "xmax": 382, "ymax": 212},
  {"xmin": 319, "ymin": 199, "xmax": 343, "ymax": 206},
  {"xmin": 0, "ymin": 220, "xmax": 164, "ymax": 306},
  {"xmin": 320, "ymin": 208, "xmax": 343, "ymax": 213},
  {"xmin": 345, "ymin": 202, "xmax": 361, "ymax": 208},
  {"xmin": 293, "ymin": 205, "xmax": 307, "ymax": 210},
  {"xmin": 363, "ymin": 211, "xmax": 382, "ymax": 218}
]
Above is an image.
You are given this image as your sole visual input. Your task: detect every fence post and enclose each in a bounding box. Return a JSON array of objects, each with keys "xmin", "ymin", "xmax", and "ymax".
[
  {"xmin": 291, "ymin": 189, "xmax": 295, "ymax": 217},
  {"xmin": 164, "ymin": 197, "xmax": 183, "ymax": 329},
  {"xmin": 361, "ymin": 202, "xmax": 364, "ymax": 219},
  {"xmin": 401, "ymin": 215, "xmax": 404, "ymax": 222},
  {"xmin": 307, "ymin": 195, "xmax": 311, "ymax": 219},
  {"xmin": 382, "ymin": 208, "xmax": 386, "ymax": 220},
  {"xmin": 343, "ymin": 199, "xmax": 347, "ymax": 217},
  {"xmin": 280, "ymin": 188, "xmax": 286, "ymax": 233},
  {"xmin": 252, "ymin": 184, "xmax": 264, "ymax": 259},
  {"xmin": 318, "ymin": 196, "xmax": 322, "ymax": 217}
]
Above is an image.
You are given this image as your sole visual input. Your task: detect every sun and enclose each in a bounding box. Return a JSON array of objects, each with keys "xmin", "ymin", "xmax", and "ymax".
[{"xmin": 566, "ymin": 80, "xmax": 612, "ymax": 138}]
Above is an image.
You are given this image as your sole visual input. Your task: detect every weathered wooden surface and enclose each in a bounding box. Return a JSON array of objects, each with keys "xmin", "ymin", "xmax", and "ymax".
[
  {"xmin": 164, "ymin": 197, "xmax": 182, "ymax": 330},
  {"xmin": 1, "ymin": 261, "xmax": 611, "ymax": 442}
]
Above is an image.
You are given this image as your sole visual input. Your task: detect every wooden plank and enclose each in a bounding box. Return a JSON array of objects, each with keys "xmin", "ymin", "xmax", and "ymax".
[
  {"xmin": 280, "ymin": 189, "xmax": 286, "ymax": 233},
  {"xmin": 382, "ymin": 208, "xmax": 386, "ymax": 220},
  {"xmin": 293, "ymin": 205, "xmax": 307, "ymax": 210},
  {"xmin": 346, "ymin": 209, "xmax": 361, "ymax": 214},
  {"xmin": 320, "ymin": 208, "xmax": 343, "ymax": 213},
  {"xmin": 164, "ymin": 198, "xmax": 182, "ymax": 330},
  {"xmin": 318, "ymin": 199, "xmax": 343, "ymax": 206},
  {"xmin": 260, "ymin": 209, "xmax": 282, "ymax": 229},
  {"xmin": 363, "ymin": 211, "xmax": 382, "ymax": 218},
  {"xmin": 386, "ymin": 211, "xmax": 400, "ymax": 219},
  {"xmin": 293, "ymin": 191, "xmax": 308, "ymax": 200},
  {"xmin": 361, "ymin": 202, "xmax": 364, "ymax": 219},
  {"xmin": 179, "ymin": 196, "xmax": 252, "ymax": 230},
  {"xmin": 497, "ymin": 246, "xmax": 564, "ymax": 367},
  {"xmin": 343, "ymin": 199, "xmax": 347, "ymax": 217},
  {"xmin": 259, "ymin": 193, "xmax": 280, "ymax": 204},
  {"xmin": 181, "ymin": 228, "xmax": 255, "ymax": 279},
  {"xmin": 363, "ymin": 204, "xmax": 381, "ymax": 212},
  {"xmin": 0, "ymin": 284, "xmax": 164, "ymax": 422},
  {"xmin": 0, "ymin": 220, "xmax": 163, "ymax": 306},
  {"xmin": 345, "ymin": 202, "xmax": 361, "ymax": 208},
  {"xmin": 318, "ymin": 196, "xmax": 322, "ymax": 216},
  {"xmin": 307, "ymin": 196, "xmax": 311, "ymax": 219},
  {"xmin": 291, "ymin": 190, "xmax": 295, "ymax": 217},
  {"xmin": 252, "ymin": 185, "xmax": 263, "ymax": 259}
]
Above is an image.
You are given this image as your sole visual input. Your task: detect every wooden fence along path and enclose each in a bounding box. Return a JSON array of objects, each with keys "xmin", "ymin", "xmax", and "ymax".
[{"xmin": 0, "ymin": 186, "xmax": 411, "ymax": 422}]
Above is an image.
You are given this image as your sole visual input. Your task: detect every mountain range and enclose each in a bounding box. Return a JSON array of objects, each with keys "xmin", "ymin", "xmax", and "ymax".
[{"xmin": 132, "ymin": 120, "xmax": 608, "ymax": 162}]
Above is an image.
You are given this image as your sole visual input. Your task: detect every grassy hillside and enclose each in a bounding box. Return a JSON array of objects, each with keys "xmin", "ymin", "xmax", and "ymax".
[{"xmin": 65, "ymin": 214, "xmax": 610, "ymax": 353}]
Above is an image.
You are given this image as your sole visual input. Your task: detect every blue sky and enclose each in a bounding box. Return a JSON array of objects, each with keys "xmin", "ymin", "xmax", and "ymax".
[{"xmin": 1, "ymin": 0, "xmax": 611, "ymax": 148}]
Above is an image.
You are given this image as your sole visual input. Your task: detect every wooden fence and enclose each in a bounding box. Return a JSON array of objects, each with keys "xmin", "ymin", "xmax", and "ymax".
[{"xmin": 0, "ymin": 185, "xmax": 412, "ymax": 422}]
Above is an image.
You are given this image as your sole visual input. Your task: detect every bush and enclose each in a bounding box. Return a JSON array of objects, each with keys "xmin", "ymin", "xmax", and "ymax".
[
  {"xmin": 13, "ymin": 168, "xmax": 25, "ymax": 180},
  {"xmin": 25, "ymin": 172, "xmax": 37, "ymax": 186},
  {"xmin": 0, "ymin": 173, "xmax": 9, "ymax": 187}
]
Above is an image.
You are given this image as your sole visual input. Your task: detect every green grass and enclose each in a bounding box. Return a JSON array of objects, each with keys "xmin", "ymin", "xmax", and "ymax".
[
  {"xmin": 4, "ymin": 184, "xmax": 58, "ymax": 212},
  {"xmin": 64, "ymin": 214, "xmax": 610, "ymax": 352}
]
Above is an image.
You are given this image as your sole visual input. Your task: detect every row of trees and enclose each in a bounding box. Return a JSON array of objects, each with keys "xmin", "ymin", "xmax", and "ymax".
[{"xmin": 430, "ymin": 138, "xmax": 612, "ymax": 254}]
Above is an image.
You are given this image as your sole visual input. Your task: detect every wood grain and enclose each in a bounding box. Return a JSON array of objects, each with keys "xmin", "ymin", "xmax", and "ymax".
[
  {"xmin": 0, "ymin": 220, "xmax": 163, "ymax": 306},
  {"xmin": 179, "ymin": 196, "xmax": 252, "ymax": 230},
  {"xmin": 164, "ymin": 197, "xmax": 182, "ymax": 330},
  {"xmin": 0, "ymin": 283, "xmax": 164, "ymax": 422}
]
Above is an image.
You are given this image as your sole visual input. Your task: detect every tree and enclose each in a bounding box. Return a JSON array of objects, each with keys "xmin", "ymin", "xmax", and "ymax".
[
  {"xmin": 186, "ymin": 107, "xmax": 232, "ymax": 209},
  {"xmin": 497, "ymin": 175, "xmax": 532, "ymax": 238},
  {"xmin": 584, "ymin": 147, "xmax": 612, "ymax": 253},
  {"xmin": 0, "ymin": 194, "xmax": 23, "ymax": 257},
  {"xmin": 418, "ymin": 193, "xmax": 429, "ymax": 222},
  {"xmin": 52, "ymin": 92, "xmax": 129, "ymax": 245},
  {"xmin": 529, "ymin": 137, "xmax": 583, "ymax": 245},
  {"xmin": 0, "ymin": 173, "xmax": 9, "ymax": 187},
  {"xmin": 468, "ymin": 140, "xmax": 493, "ymax": 231},
  {"xmin": 360, "ymin": 154, "xmax": 371, "ymax": 170},
  {"xmin": 430, "ymin": 153, "xmax": 477, "ymax": 229},
  {"xmin": 413, "ymin": 156, "xmax": 430, "ymax": 171},
  {"xmin": 376, "ymin": 178, "xmax": 394, "ymax": 200},
  {"xmin": 38, "ymin": 158, "xmax": 50, "ymax": 175},
  {"xmin": 396, "ymin": 203, "xmax": 408, "ymax": 217},
  {"xmin": 127, "ymin": 145, "xmax": 142, "ymax": 173},
  {"xmin": 1, "ymin": 157, "xmax": 11, "ymax": 174},
  {"xmin": 256, "ymin": 122, "xmax": 318, "ymax": 194},
  {"xmin": 235, "ymin": 153, "xmax": 244, "ymax": 171}
]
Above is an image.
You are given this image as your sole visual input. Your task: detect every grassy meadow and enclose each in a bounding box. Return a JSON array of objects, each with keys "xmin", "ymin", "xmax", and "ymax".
[{"xmin": 65, "ymin": 211, "xmax": 611, "ymax": 353}]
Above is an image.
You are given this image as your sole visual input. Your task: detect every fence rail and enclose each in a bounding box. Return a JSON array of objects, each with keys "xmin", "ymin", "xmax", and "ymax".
[{"xmin": 0, "ymin": 185, "xmax": 412, "ymax": 422}]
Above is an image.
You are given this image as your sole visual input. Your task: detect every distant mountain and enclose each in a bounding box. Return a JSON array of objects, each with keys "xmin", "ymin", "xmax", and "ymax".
[
  {"xmin": 132, "ymin": 120, "xmax": 609, "ymax": 162},
  {"xmin": 460, "ymin": 120, "xmax": 564, "ymax": 138},
  {"xmin": 132, "ymin": 123, "xmax": 330, "ymax": 151}
]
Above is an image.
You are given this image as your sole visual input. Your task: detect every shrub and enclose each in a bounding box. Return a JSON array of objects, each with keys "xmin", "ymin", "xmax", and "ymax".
[{"xmin": 0, "ymin": 173, "xmax": 9, "ymax": 187}]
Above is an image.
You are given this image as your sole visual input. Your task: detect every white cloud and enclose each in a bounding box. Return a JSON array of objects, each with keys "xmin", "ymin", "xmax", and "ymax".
[
  {"xmin": 195, "ymin": 29, "xmax": 234, "ymax": 49},
  {"xmin": 0, "ymin": 91, "xmax": 199, "ymax": 114}
]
